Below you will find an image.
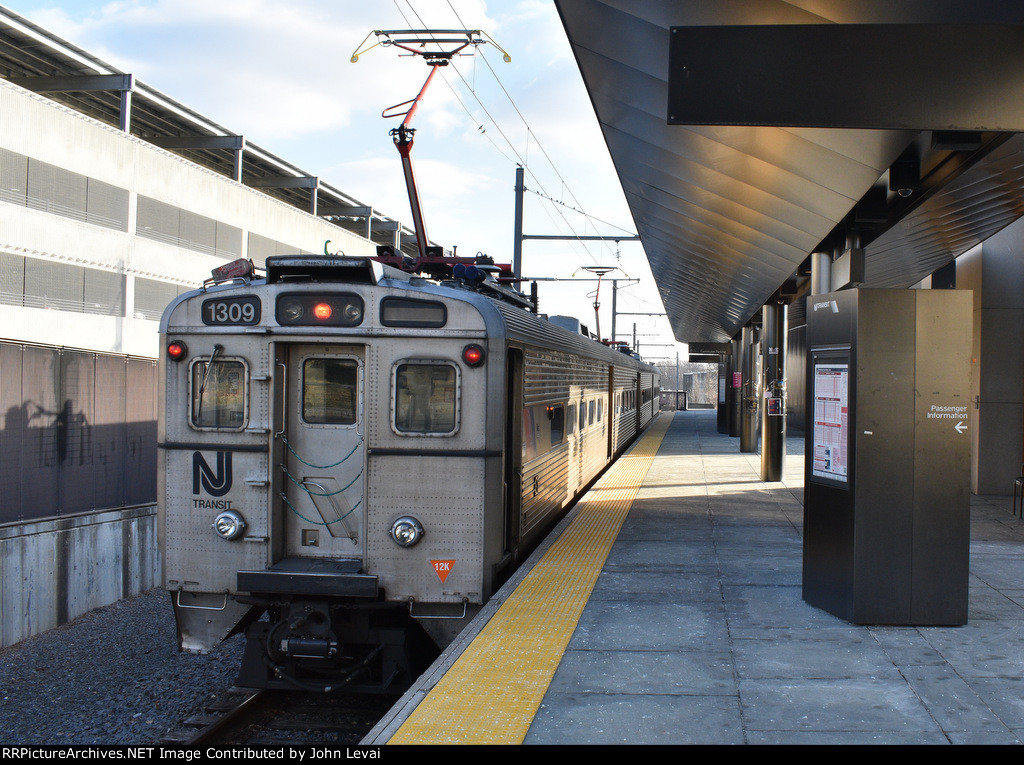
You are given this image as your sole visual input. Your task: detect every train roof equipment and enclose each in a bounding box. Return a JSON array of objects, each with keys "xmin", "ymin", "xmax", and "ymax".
[{"xmin": 351, "ymin": 29, "xmax": 513, "ymax": 282}]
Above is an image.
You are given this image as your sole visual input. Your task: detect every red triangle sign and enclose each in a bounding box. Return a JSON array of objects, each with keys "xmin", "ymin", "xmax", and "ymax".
[{"xmin": 431, "ymin": 559, "xmax": 455, "ymax": 583}]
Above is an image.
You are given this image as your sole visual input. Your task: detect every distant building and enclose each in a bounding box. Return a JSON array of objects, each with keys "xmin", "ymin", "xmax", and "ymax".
[{"xmin": 0, "ymin": 7, "xmax": 429, "ymax": 647}]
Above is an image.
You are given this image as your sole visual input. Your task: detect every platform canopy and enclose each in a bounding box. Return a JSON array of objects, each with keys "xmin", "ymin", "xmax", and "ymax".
[{"xmin": 555, "ymin": 0, "xmax": 1024, "ymax": 343}]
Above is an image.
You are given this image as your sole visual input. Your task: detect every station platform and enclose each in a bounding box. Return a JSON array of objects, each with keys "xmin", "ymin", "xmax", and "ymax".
[{"xmin": 364, "ymin": 409, "xmax": 1024, "ymax": 745}]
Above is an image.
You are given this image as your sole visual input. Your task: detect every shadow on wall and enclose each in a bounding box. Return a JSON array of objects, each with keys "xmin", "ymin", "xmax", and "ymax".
[{"xmin": 0, "ymin": 343, "xmax": 157, "ymax": 525}]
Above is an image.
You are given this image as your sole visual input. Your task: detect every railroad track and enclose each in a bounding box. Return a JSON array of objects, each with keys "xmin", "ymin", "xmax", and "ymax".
[{"xmin": 162, "ymin": 687, "xmax": 397, "ymax": 746}]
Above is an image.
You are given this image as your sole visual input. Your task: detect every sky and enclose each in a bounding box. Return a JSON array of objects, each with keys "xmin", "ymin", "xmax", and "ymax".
[{"xmin": 3, "ymin": 0, "xmax": 688, "ymax": 363}]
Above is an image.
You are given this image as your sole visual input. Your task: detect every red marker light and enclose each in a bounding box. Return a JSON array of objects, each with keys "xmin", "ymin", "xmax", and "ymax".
[
  {"xmin": 167, "ymin": 341, "xmax": 187, "ymax": 361},
  {"xmin": 313, "ymin": 302, "xmax": 333, "ymax": 321},
  {"xmin": 462, "ymin": 344, "xmax": 485, "ymax": 367}
]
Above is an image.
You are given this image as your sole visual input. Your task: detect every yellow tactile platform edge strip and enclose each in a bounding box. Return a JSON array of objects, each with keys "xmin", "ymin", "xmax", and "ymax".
[{"xmin": 388, "ymin": 413, "xmax": 672, "ymax": 745}]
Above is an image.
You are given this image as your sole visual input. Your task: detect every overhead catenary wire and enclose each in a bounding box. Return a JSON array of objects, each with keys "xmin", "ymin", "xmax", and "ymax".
[
  {"xmin": 388, "ymin": 1, "xmax": 675, "ymax": 348},
  {"xmin": 388, "ymin": 0, "xmax": 628, "ymax": 266}
]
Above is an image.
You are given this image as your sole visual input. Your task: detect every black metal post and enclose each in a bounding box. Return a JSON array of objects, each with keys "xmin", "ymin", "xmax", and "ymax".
[
  {"xmin": 729, "ymin": 339, "xmax": 741, "ymax": 437},
  {"xmin": 740, "ymin": 325, "xmax": 758, "ymax": 452},
  {"xmin": 761, "ymin": 301, "xmax": 788, "ymax": 481}
]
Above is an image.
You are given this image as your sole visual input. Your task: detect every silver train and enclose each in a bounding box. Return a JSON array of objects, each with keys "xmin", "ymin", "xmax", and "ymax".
[{"xmin": 159, "ymin": 255, "xmax": 659, "ymax": 692}]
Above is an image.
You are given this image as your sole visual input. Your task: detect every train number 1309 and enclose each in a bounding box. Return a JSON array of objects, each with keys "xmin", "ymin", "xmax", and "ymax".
[{"xmin": 201, "ymin": 296, "xmax": 261, "ymax": 325}]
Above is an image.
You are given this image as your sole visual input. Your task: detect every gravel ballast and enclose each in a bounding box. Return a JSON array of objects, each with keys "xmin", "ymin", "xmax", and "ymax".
[{"xmin": 0, "ymin": 589, "xmax": 245, "ymax": 745}]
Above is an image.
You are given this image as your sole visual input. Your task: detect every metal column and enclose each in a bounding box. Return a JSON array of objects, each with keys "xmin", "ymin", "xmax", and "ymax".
[
  {"xmin": 512, "ymin": 165, "xmax": 524, "ymax": 280},
  {"xmin": 740, "ymin": 325, "xmax": 759, "ymax": 453},
  {"xmin": 761, "ymin": 301, "xmax": 788, "ymax": 481},
  {"xmin": 717, "ymin": 356, "xmax": 729, "ymax": 433},
  {"xmin": 811, "ymin": 251, "xmax": 832, "ymax": 295},
  {"xmin": 729, "ymin": 338, "xmax": 741, "ymax": 437}
]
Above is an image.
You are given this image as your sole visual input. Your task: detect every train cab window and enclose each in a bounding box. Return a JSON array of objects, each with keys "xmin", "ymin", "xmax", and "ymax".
[
  {"xmin": 548, "ymin": 405, "xmax": 565, "ymax": 445},
  {"xmin": 588, "ymin": 400, "xmax": 596, "ymax": 425},
  {"xmin": 578, "ymin": 403, "xmax": 586, "ymax": 432},
  {"xmin": 393, "ymin": 362, "xmax": 459, "ymax": 435},
  {"xmin": 597, "ymin": 400, "xmax": 603, "ymax": 422},
  {"xmin": 566, "ymin": 404, "xmax": 576, "ymax": 436},
  {"xmin": 302, "ymin": 358, "xmax": 358, "ymax": 424},
  {"xmin": 190, "ymin": 357, "xmax": 247, "ymax": 430}
]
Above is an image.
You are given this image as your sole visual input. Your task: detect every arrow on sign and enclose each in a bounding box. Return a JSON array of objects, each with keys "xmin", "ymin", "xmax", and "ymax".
[{"xmin": 954, "ymin": 421, "xmax": 967, "ymax": 434}]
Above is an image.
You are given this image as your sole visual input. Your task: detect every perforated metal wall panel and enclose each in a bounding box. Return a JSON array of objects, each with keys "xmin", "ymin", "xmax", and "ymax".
[
  {"xmin": 0, "ymin": 341, "xmax": 157, "ymax": 523},
  {"xmin": 94, "ymin": 353, "xmax": 127, "ymax": 506},
  {"xmin": 0, "ymin": 251, "xmax": 24, "ymax": 306},
  {"xmin": 57, "ymin": 350, "xmax": 96, "ymax": 512},
  {"xmin": 0, "ymin": 343, "xmax": 25, "ymax": 523},
  {"xmin": 2, "ymin": 148, "xmax": 128, "ymax": 231},
  {"xmin": 136, "ymin": 195, "xmax": 180, "ymax": 247},
  {"xmin": 179, "ymin": 208, "xmax": 217, "ymax": 256},
  {"xmin": 0, "ymin": 147, "xmax": 27, "ymax": 206},
  {"xmin": 215, "ymin": 221, "xmax": 243, "ymax": 258},
  {"xmin": 83, "ymin": 268, "xmax": 125, "ymax": 317},
  {"xmin": 125, "ymin": 357, "xmax": 157, "ymax": 506},
  {"xmin": 24, "ymin": 258, "xmax": 84, "ymax": 311},
  {"xmin": 26, "ymin": 156, "xmax": 87, "ymax": 222},
  {"xmin": 85, "ymin": 177, "xmax": 129, "ymax": 231},
  {"xmin": 133, "ymin": 277, "xmax": 178, "ymax": 321}
]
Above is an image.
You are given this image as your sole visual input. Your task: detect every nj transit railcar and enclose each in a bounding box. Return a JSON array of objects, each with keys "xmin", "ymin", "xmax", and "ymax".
[{"xmin": 159, "ymin": 255, "xmax": 659, "ymax": 692}]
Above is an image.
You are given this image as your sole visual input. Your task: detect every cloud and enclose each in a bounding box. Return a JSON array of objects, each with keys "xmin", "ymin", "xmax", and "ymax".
[{"xmin": 14, "ymin": 2, "xmax": 435, "ymax": 141}]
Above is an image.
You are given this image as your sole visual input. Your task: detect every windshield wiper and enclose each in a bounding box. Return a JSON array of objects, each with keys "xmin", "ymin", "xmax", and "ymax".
[{"xmin": 196, "ymin": 344, "xmax": 224, "ymax": 421}]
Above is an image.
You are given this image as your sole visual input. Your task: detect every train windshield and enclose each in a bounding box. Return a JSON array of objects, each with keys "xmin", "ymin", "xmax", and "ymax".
[{"xmin": 190, "ymin": 357, "xmax": 247, "ymax": 429}]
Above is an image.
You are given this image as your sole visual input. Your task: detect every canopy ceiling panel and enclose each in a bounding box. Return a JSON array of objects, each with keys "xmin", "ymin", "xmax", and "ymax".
[{"xmin": 556, "ymin": 0, "xmax": 1024, "ymax": 342}]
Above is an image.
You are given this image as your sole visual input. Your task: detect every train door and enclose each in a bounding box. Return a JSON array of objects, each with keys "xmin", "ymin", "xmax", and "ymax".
[
  {"xmin": 280, "ymin": 343, "xmax": 365, "ymax": 560},
  {"xmin": 607, "ymin": 367, "xmax": 615, "ymax": 459},
  {"xmin": 635, "ymin": 371, "xmax": 642, "ymax": 435},
  {"xmin": 503, "ymin": 348, "xmax": 523, "ymax": 558},
  {"xmin": 574, "ymin": 390, "xmax": 585, "ymax": 490}
]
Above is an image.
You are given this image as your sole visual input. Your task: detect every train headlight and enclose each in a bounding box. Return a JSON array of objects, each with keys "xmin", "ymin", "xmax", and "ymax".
[
  {"xmin": 280, "ymin": 300, "xmax": 304, "ymax": 323},
  {"xmin": 389, "ymin": 516, "xmax": 424, "ymax": 547},
  {"xmin": 212, "ymin": 509, "xmax": 246, "ymax": 540},
  {"xmin": 343, "ymin": 302, "xmax": 362, "ymax": 322}
]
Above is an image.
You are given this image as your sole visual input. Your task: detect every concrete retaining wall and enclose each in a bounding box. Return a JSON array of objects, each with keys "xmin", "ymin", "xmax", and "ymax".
[{"xmin": 0, "ymin": 505, "xmax": 158, "ymax": 648}]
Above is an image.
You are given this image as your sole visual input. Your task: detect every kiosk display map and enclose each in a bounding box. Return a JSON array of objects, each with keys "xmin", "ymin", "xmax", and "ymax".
[{"xmin": 812, "ymin": 362, "xmax": 849, "ymax": 484}]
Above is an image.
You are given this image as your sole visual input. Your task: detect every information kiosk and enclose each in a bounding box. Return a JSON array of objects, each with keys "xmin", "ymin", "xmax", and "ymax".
[{"xmin": 803, "ymin": 288, "xmax": 972, "ymax": 625}]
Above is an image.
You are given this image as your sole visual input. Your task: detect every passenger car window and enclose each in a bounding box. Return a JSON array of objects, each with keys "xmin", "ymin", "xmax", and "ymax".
[
  {"xmin": 190, "ymin": 358, "xmax": 246, "ymax": 429},
  {"xmin": 394, "ymin": 362, "xmax": 458, "ymax": 434},
  {"xmin": 302, "ymin": 358, "xmax": 358, "ymax": 424},
  {"xmin": 549, "ymin": 405, "xmax": 565, "ymax": 445}
]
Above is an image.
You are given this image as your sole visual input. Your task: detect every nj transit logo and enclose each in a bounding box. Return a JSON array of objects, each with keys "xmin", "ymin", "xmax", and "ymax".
[{"xmin": 192, "ymin": 451, "xmax": 233, "ymax": 497}]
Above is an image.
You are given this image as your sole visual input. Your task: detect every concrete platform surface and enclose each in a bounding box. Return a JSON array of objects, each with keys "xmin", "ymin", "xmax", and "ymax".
[{"xmin": 374, "ymin": 410, "xmax": 1024, "ymax": 745}]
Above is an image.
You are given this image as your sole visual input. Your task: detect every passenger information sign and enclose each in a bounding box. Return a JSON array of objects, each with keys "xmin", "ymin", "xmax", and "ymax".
[{"xmin": 812, "ymin": 362, "xmax": 849, "ymax": 484}]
